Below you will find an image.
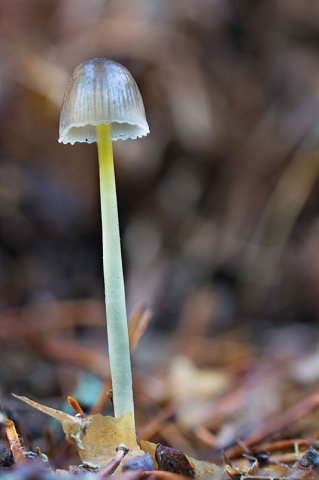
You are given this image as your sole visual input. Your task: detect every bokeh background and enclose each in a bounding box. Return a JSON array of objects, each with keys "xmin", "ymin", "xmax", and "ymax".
[{"xmin": 1, "ymin": 0, "xmax": 319, "ymax": 463}]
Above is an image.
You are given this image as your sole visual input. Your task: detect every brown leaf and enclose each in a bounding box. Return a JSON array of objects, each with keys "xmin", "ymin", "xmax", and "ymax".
[
  {"xmin": 262, "ymin": 463, "xmax": 291, "ymax": 477},
  {"xmin": 186, "ymin": 457, "xmax": 222, "ymax": 480},
  {"xmin": 224, "ymin": 454, "xmax": 259, "ymax": 479},
  {"xmin": 13, "ymin": 395, "xmax": 142, "ymax": 469},
  {"xmin": 14, "ymin": 396, "xmax": 222, "ymax": 478}
]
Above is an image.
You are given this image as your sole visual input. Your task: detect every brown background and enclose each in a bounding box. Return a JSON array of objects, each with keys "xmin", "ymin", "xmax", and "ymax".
[{"xmin": 0, "ymin": 0, "xmax": 319, "ymax": 430}]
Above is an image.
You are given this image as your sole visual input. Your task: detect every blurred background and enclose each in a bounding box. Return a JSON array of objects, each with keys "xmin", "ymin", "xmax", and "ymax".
[{"xmin": 1, "ymin": 0, "xmax": 319, "ymax": 463}]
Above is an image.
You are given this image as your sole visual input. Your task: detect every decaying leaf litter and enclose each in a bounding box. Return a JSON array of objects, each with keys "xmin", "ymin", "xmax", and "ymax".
[{"xmin": 0, "ymin": 303, "xmax": 318, "ymax": 478}]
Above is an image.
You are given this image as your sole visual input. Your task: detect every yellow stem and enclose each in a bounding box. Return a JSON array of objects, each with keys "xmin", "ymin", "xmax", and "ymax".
[{"xmin": 96, "ymin": 123, "xmax": 135, "ymax": 426}]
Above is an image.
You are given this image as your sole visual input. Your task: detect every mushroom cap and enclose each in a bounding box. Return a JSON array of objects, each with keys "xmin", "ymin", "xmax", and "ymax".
[{"xmin": 59, "ymin": 58, "xmax": 150, "ymax": 144}]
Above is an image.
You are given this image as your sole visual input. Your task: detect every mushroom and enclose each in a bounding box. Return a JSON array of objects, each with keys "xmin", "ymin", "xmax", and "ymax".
[{"xmin": 59, "ymin": 58, "xmax": 149, "ymax": 428}]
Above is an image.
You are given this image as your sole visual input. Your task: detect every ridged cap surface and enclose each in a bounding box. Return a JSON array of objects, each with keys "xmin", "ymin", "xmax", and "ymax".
[{"xmin": 59, "ymin": 58, "xmax": 150, "ymax": 144}]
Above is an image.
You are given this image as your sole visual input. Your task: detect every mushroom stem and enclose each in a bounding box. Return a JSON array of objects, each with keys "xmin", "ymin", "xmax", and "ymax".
[{"xmin": 96, "ymin": 123, "xmax": 134, "ymax": 425}]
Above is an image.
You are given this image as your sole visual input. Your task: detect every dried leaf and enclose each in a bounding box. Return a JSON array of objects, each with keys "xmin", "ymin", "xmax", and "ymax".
[
  {"xmin": 170, "ymin": 356, "xmax": 230, "ymax": 402},
  {"xmin": 169, "ymin": 356, "xmax": 230, "ymax": 428},
  {"xmin": 13, "ymin": 395, "xmax": 142, "ymax": 469},
  {"xmin": 14, "ymin": 396, "xmax": 222, "ymax": 478},
  {"xmin": 262, "ymin": 463, "xmax": 291, "ymax": 477},
  {"xmin": 224, "ymin": 454, "xmax": 259, "ymax": 478},
  {"xmin": 186, "ymin": 456, "xmax": 222, "ymax": 480}
]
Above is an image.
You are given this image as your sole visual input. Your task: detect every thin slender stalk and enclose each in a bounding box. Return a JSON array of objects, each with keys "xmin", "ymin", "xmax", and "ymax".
[{"xmin": 96, "ymin": 123, "xmax": 134, "ymax": 425}]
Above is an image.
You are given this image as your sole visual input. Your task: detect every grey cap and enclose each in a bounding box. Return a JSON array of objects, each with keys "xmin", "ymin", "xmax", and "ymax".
[{"xmin": 59, "ymin": 58, "xmax": 150, "ymax": 144}]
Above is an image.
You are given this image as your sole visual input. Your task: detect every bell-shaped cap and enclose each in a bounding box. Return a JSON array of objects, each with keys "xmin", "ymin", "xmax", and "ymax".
[{"xmin": 59, "ymin": 58, "xmax": 150, "ymax": 144}]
